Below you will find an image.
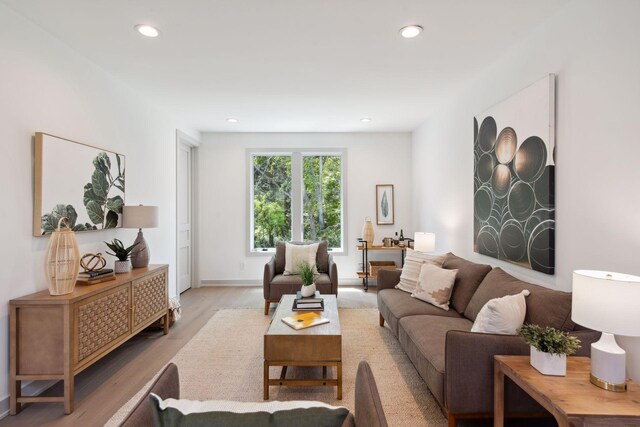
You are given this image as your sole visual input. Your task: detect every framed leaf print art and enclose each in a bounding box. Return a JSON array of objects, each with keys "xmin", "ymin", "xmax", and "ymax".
[
  {"xmin": 376, "ymin": 184, "xmax": 394, "ymax": 225},
  {"xmin": 33, "ymin": 133, "xmax": 126, "ymax": 236}
]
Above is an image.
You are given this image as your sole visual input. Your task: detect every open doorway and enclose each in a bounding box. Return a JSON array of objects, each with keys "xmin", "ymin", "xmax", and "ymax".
[{"xmin": 176, "ymin": 130, "xmax": 199, "ymax": 294}]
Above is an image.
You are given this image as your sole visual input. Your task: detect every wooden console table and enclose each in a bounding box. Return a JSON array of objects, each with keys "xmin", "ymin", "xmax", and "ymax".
[
  {"xmin": 356, "ymin": 238, "xmax": 413, "ymax": 291},
  {"xmin": 494, "ymin": 355, "xmax": 640, "ymax": 427},
  {"xmin": 10, "ymin": 265, "xmax": 169, "ymax": 415}
]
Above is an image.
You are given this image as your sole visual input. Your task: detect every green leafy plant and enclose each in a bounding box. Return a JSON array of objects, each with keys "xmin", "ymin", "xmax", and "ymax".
[
  {"xmin": 41, "ymin": 204, "xmax": 97, "ymax": 234},
  {"xmin": 104, "ymin": 238, "xmax": 139, "ymax": 262},
  {"xmin": 84, "ymin": 152, "xmax": 125, "ymax": 229},
  {"xmin": 518, "ymin": 324, "xmax": 581, "ymax": 356},
  {"xmin": 299, "ymin": 261, "xmax": 316, "ymax": 286}
]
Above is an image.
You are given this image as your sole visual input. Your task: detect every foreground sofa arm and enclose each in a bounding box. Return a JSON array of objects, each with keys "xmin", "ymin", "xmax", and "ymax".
[
  {"xmin": 328, "ymin": 254, "xmax": 339, "ymax": 295},
  {"xmin": 444, "ymin": 329, "xmax": 601, "ymax": 415},
  {"xmin": 355, "ymin": 361, "xmax": 388, "ymax": 427},
  {"xmin": 120, "ymin": 363, "xmax": 180, "ymax": 427},
  {"xmin": 376, "ymin": 269, "xmax": 401, "ymax": 291}
]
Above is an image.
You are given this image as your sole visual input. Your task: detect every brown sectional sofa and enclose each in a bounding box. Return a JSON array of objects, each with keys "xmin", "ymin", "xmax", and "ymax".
[{"xmin": 377, "ymin": 253, "xmax": 601, "ymax": 426}]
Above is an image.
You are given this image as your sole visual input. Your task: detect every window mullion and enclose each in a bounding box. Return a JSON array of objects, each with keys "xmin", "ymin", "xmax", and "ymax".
[{"xmin": 291, "ymin": 153, "xmax": 302, "ymax": 241}]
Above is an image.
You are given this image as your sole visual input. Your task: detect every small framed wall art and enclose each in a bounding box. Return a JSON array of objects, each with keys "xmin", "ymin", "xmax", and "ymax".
[
  {"xmin": 376, "ymin": 184, "xmax": 394, "ymax": 225},
  {"xmin": 34, "ymin": 133, "xmax": 126, "ymax": 236}
]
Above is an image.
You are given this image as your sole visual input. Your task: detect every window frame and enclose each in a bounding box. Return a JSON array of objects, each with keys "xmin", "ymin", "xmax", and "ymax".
[{"xmin": 247, "ymin": 148, "xmax": 347, "ymax": 255}]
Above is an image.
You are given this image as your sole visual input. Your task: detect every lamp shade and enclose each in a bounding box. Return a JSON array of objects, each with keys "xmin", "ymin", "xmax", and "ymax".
[
  {"xmin": 123, "ymin": 205, "xmax": 159, "ymax": 229},
  {"xmin": 414, "ymin": 232, "xmax": 435, "ymax": 253},
  {"xmin": 572, "ymin": 270, "xmax": 640, "ymax": 337}
]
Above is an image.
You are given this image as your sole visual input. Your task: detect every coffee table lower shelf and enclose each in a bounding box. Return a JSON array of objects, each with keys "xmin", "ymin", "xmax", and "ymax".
[{"xmin": 263, "ymin": 361, "xmax": 342, "ymax": 400}]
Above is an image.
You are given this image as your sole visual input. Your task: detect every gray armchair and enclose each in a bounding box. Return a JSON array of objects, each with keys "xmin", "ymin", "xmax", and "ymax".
[{"xmin": 263, "ymin": 241, "xmax": 338, "ymax": 314}]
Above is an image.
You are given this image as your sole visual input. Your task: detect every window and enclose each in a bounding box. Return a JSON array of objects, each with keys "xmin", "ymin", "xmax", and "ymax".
[{"xmin": 250, "ymin": 150, "xmax": 344, "ymax": 252}]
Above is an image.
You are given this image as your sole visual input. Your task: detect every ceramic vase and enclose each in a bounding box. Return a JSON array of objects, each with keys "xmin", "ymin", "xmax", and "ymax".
[
  {"xmin": 114, "ymin": 260, "xmax": 131, "ymax": 274},
  {"xmin": 530, "ymin": 346, "xmax": 566, "ymax": 376},
  {"xmin": 301, "ymin": 283, "xmax": 316, "ymax": 297},
  {"xmin": 362, "ymin": 217, "xmax": 374, "ymax": 246}
]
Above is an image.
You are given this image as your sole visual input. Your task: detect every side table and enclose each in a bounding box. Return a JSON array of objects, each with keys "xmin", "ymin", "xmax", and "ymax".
[{"xmin": 494, "ymin": 355, "xmax": 640, "ymax": 427}]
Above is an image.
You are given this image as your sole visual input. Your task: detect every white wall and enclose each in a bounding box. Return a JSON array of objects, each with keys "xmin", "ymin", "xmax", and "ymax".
[
  {"xmin": 198, "ymin": 132, "xmax": 412, "ymax": 283},
  {"xmin": 411, "ymin": 0, "xmax": 640, "ymax": 378},
  {"xmin": 0, "ymin": 4, "xmax": 197, "ymax": 412}
]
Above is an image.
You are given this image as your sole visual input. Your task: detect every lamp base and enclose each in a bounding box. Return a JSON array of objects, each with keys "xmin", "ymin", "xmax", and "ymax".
[
  {"xmin": 590, "ymin": 332, "xmax": 627, "ymax": 392},
  {"xmin": 590, "ymin": 373, "xmax": 627, "ymax": 392},
  {"xmin": 131, "ymin": 229, "xmax": 150, "ymax": 268}
]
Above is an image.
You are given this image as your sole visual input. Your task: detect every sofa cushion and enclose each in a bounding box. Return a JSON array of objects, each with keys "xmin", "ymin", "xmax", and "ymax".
[
  {"xmin": 397, "ymin": 315, "xmax": 473, "ymax": 408},
  {"xmin": 464, "ymin": 268, "xmax": 575, "ymax": 331},
  {"xmin": 269, "ymin": 273, "xmax": 332, "ymax": 299},
  {"xmin": 411, "ymin": 263, "xmax": 458, "ymax": 310},
  {"xmin": 276, "ymin": 241, "xmax": 329, "ymax": 274},
  {"xmin": 149, "ymin": 394, "xmax": 349, "ymax": 427},
  {"xmin": 471, "ymin": 290, "xmax": 530, "ymax": 334},
  {"xmin": 396, "ymin": 250, "xmax": 446, "ymax": 293},
  {"xmin": 442, "ymin": 253, "xmax": 492, "ymax": 314},
  {"xmin": 378, "ymin": 289, "xmax": 461, "ymax": 336}
]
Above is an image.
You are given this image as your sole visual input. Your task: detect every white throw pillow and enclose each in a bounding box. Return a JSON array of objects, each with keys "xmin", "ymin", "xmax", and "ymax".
[
  {"xmin": 284, "ymin": 242, "xmax": 319, "ymax": 275},
  {"xmin": 411, "ymin": 263, "xmax": 458, "ymax": 310},
  {"xmin": 396, "ymin": 250, "xmax": 446, "ymax": 293},
  {"xmin": 471, "ymin": 290, "xmax": 530, "ymax": 334}
]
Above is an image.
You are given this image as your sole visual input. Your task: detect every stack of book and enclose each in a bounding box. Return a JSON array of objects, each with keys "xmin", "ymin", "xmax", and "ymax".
[
  {"xmin": 77, "ymin": 269, "xmax": 115, "ymax": 285},
  {"xmin": 293, "ymin": 291, "xmax": 324, "ymax": 311}
]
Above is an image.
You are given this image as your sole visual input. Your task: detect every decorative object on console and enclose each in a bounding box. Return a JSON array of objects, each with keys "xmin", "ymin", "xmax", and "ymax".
[
  {"xmin": 45, "ymin": 217, "xmax": 80, "ymax": 295},
  {"xmin": 517, "ymin": 323, "xmax": 580, "ymax": 376},
  {"xmin": 123, "ymin": 204, "xmax": 159, "ymax": 268},
  {"xmin": 80, "ymin": 252, "xmax": 106, "ymax": 272},
  {"xmin": 413, "ymin": 232, "xmax": 435, "ymax": 253},
  {"xmin": 361, "ymin": 216, "xmax": 374, "ymax": 245},
  {"xmin": 572, "ymin": 270, "xmax": 640, "ymax": 391},
  {"xmin": 299, "ymin": 261, "xmax": 317, "ymax": 297},
  {"xmin": 375, "ymin": 184, "xmax": 394, "ymax": 225},
  {"xmin": 105, "ymin": 238, "xmax": 139, "ymax": 273},
  {"xmin": 473, "ymin": 75, "xmax": 555, "ymax": 274},
  {"xmin": 34, "ymin": 132, "xmax": 125, "ymax": 236}
]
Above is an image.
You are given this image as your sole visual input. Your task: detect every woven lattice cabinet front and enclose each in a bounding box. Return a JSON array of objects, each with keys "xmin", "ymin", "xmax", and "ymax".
[{"xmin": 45, "ymin": 217, "xmax": 80, "ymax": 295}]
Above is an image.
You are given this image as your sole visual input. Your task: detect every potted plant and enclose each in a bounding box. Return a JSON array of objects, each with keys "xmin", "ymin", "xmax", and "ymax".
[
  {"xmin": 105, "ymin": 238, "xmax": 139, "ymax": 273},
  {"xmin": 299, "ymin": 261, "xmax": 317, "ymax": 297},
  {"xmin": 518, "ymin": 323, "xmax": 581, "ymax": 376}
]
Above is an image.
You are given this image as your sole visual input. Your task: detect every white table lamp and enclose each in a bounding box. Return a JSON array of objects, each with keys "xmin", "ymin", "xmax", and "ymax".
[
  {"xmin": 572, "ymin": 270, "xmax": 640, "ymax": 392},
  {"xmin": 123, "ymin": 205, "xmax": 159, "ymax": 268},
  {"xmin": 414, "ymin": 232, "xmax": 435, "ymax": 253}
]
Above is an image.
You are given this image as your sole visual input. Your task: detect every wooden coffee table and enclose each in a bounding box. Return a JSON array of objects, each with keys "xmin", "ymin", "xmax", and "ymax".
[{"xmin": 264, "ymin": 294, "xmax": 342, "ymax": 400}]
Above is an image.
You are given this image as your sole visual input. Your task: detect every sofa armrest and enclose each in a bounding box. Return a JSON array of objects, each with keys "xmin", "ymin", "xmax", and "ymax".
[
  {"xmin": 376, "ymin": 269, "xmax": 401, "ymax": 291},
  {"xmin": 120, "ymin": 363, "xmax": 180, "ymax": 427},
  {"xmin": 263, "ymin": 256, "xmax": 276, "ymax": 299},
  {"xmin": 444, "ymin": 329, "xmax": 601, "ymax": 415},
  {"xmin": 328, "ymin": 254, "xmax": 338, "ymax": 295},
  {"xmin": 354, "ymin": 361, "xmax": 388, "ymax": 427}
]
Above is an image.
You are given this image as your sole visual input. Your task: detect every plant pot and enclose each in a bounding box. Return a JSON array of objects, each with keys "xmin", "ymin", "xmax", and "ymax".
[
  {"xmin": 530, "ymin": 346, "xmax": 566, "ymax": 376},
  {"xmin": 300, "ymin": 283, "xmax": 316, "ymax": 297},
  {"xmin": 114, "ymin": 260, "xmax": 131, "ymax": 274}
]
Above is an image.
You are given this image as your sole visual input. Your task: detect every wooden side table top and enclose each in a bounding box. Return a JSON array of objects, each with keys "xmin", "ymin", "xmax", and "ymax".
[{"xmin": 495, "ymin": 355, "xmax": 640, "ymax": 421}]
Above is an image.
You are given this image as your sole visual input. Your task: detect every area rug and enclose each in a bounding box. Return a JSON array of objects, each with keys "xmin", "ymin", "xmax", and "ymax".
[{"xmin": 106, "ymin": 308, "xmax": 446, "ymax": 426}]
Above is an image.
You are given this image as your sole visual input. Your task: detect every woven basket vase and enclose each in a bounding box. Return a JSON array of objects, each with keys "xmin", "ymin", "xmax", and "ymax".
[
  {"xmin": 362, "ymin": 217, "xmax": 374, "ymax": 245},
  {"xmin": 45, "ymin": 217, "xmax": 80, "ymax": 296}
]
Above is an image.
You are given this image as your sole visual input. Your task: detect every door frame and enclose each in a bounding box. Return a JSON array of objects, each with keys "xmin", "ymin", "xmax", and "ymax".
[{"xmin": 176, "ymin": 130, "xmax": 200, "ymax": 292}]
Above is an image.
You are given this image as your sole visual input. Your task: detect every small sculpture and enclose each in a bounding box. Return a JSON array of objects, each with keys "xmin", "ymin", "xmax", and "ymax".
[{"xmin": 80, "ymin": 253, "xmax": 106, "ymax": 272}]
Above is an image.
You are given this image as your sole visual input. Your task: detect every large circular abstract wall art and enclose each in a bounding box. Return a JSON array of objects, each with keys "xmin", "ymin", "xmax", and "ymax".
[{"xmin": 473, "ymin": 75, "xmax": 555, "ymax": 275}]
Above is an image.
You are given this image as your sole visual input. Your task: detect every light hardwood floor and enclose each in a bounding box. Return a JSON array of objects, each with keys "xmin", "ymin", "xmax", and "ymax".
[{"xmin": 1, "ymin": 286, "xmax": 377, "ymax": 427}]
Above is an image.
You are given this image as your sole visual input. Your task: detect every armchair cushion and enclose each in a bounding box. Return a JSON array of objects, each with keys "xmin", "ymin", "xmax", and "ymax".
[{"xmin": 275, "ymin": 240, "xmax": 329, "ymax": 273}]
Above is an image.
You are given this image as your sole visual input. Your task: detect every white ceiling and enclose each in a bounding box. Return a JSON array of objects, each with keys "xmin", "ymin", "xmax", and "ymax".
[{"xmin": 3, "ymin": 0, "xmax": 568, "ymax": 133}]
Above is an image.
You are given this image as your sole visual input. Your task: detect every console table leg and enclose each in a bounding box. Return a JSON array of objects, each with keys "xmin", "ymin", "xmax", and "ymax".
[
  {"xmin": 163, "ymin": 311, "xmax": 170, "ymax": 335},
  {"xmin": 493, "ymin": 360, "xmax": 505, "ymax": 427},
  {"xmin": 9, "ymin": 379, "xmax": 21, "ymax": 415}
]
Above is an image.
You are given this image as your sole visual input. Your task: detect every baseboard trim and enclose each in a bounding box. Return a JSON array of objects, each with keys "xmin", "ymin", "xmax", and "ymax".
[{"xmin": 0, "ymin": 379, "xmax": 58, "ymax": 420}]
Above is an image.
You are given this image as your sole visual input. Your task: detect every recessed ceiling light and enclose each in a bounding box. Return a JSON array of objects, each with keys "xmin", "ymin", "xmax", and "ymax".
[
  {"xmin": 226, "ymin": 118, "xmax": 239, "ymax": 123},
  {"xmin": 135, "ymin": 24, "xmax": 160, "ymax": 38},
  {"xmin": 360, "ymin": 118, "xmax": 372, "ymax": 123},
  {"xmin": 399, "ymin": 25, "xmax": 423, "ymax": 39}
]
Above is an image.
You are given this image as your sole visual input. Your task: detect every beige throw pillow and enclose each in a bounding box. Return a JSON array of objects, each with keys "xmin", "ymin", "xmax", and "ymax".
[
  {"xmin": 284, "ymin": 242, "xmax": 319, "ymax": 275},
  {"xmin": 470, "ymin": 290, "xmax": 530, "ymax": 334},
  {"xmin": 411, "ymin": 263, "xmax": 458, "ymax": 310},
  {"xmin": 396, "ymin": 250, "xmax": 446, "ymax": 293}
]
